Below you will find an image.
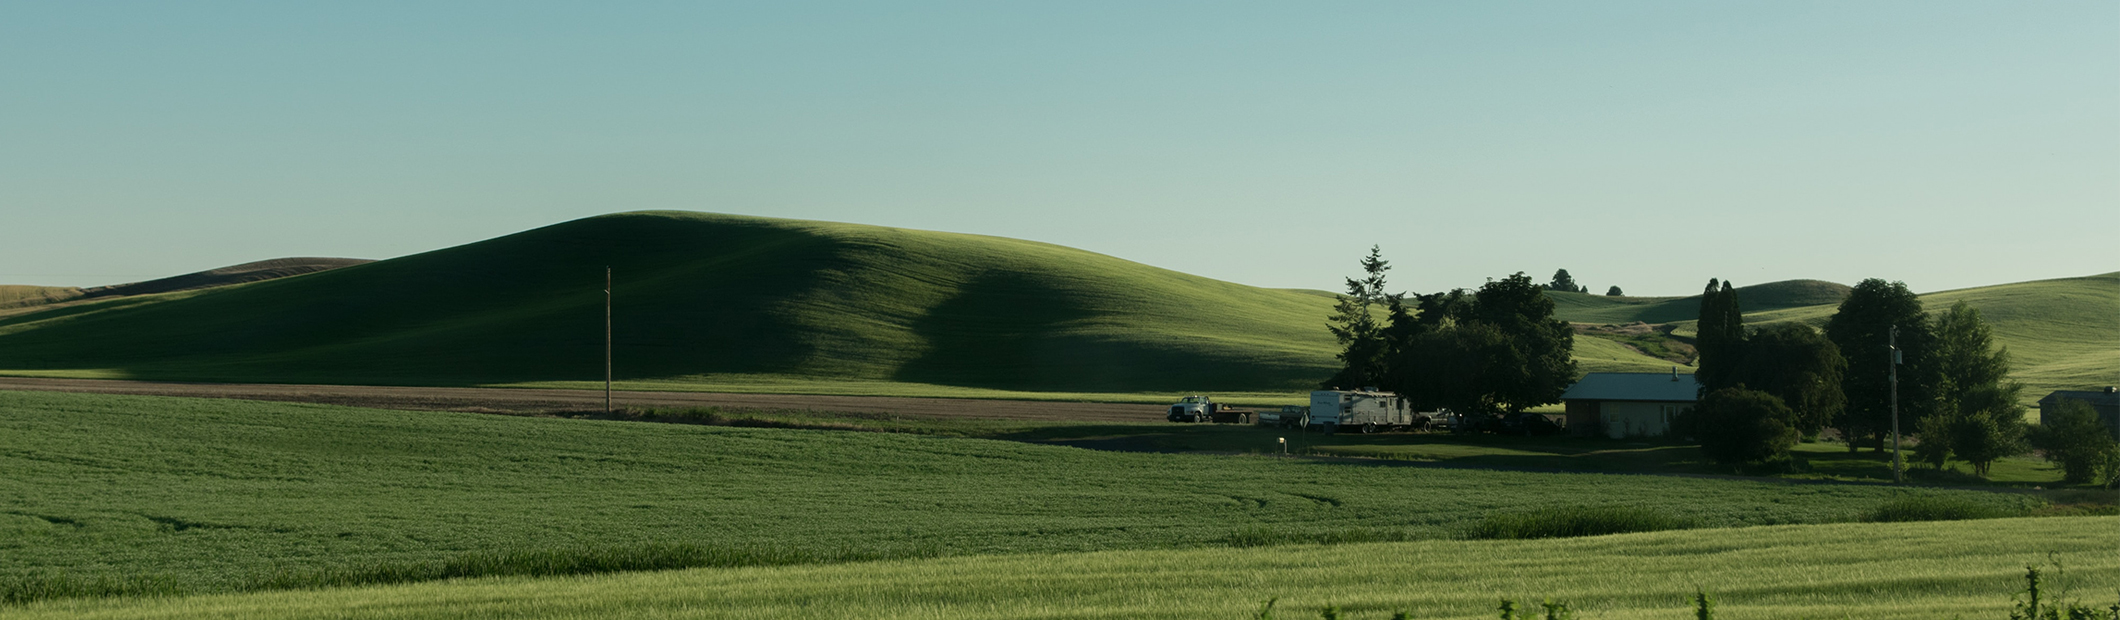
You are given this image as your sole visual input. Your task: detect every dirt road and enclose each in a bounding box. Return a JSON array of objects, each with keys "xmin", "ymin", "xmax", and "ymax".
[{"xmin": 0, "ymin": 377, "xmax": 1163, "ymax": 422}]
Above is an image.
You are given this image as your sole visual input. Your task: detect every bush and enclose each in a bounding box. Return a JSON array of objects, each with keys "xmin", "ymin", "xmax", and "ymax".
[
  {"xmin": 1466, "ymin": 505, "xmax": 1692, "ymax": 540},
  {"xmin": 1861, "ymin": 494, "xmax": 2022, "ymax": 522},
  {"xmin": 2031, "ymin": 399, "xmax": 2120, "ymax": 486},
  {"xmin": 1694, "ymin": 388, "xmax": 1800, "ymax": 466}
]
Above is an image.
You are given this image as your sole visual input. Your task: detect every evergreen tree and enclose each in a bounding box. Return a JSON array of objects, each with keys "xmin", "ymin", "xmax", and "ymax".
[
  {"xmin": 1323, "ymin": 246, "xmax": 1394, "ymax": 389},
  {"xmin": 1694, "ymin": 279, "xmax": 1747, "ymax": 394},
  {"xmin": 1824, "ymin": 279, "xmax": 1935, "ymax": 452},
  {"xmin": 1605, "ymin": 285, "xmax": 1624, "ymax": 297},
  {"xmin": 1734, "ymin": 323, "xmax": 1845, "ymax": 437}
]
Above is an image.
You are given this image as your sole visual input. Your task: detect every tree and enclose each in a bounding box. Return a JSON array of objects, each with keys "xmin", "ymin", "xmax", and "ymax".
[
  {"xmin": 1323, "ymin": 246, "xmax": 1395, "ymax": 389},
  {"xmin": 1930, "ymin": 301, "xmax": 2011, "ymax": 414},
  {"xmin": 1925, "ymin": 302, "xmax": 2026, "ymax": 477},
  {"xmin": 1911, "ymin": 411, "xmax": 1955, "ymax": 470},
  {"xmin": 1548, "ymin": 269, "xmax": 1584, "ymax": 293},
  {"xmin": 1824, "ymin": 279, "xmax": 1935, "ymax": 452},
  {"xmin": 1469, "ymin": 273, "xmax": 1578, "ymax": 413},
  {"xmin": 1694, "ymin": 388, "xmax": 1801, "ymax": 466},
  {"xmin": 2030, "ymin": 399, "xmax": 2120, "ymax": 485},
  {"xmin": 1948, "ymin": 385, "xmax": 2028, "ymax": 478},
  {"xmin": 1379, "ymin": 274, "xmax": 1577, "ymax": 417},
  {"xmin": 1733, "ymin": 323, "xmax": 1845, "ymax": 437},
  {"xmin": 1694, "ymin": 279, "xmax": 1747, "ymax": 394},
  {"xmin": 1605, "ymin": 285, "xmax": 1624, "ymax": 297}
]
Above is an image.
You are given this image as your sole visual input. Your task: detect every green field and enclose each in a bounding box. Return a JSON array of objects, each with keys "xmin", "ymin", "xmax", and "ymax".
[
  {"xmin": 11, "ymin": 517, "xmax": 2113, "ymax": 619},
  {"xmin": 0, "ymin": 390, "xmax": 2055, "ymax": 604}
]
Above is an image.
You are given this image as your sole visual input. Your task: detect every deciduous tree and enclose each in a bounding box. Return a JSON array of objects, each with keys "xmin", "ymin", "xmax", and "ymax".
[
  {"xmin": 2030, "ymin": 399, "xmax": 2120, "ymax": 485},
  {"xmin": 1548, "ymin": 269, "xmax": 1584, "ymax": 293},
  {"xmin": 1605, "ymin": 285, "xmax": 1623, "ymax": 297},
  {"xmin": 1824, "ymin": 279, "xmax": 1936, "ymax": 452},
  {"xmin": 1695, "ymin": 388, "xmax": 1800, "ymax": 466},
  {"xmin": 1734, "ymin": 323, "xmax": 1845, "ymax": 437}
]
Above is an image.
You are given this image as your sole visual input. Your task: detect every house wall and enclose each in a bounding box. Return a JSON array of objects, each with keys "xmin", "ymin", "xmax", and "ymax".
[
  {"xmin": 1565, "ymin": 400, "xmax": 1601, "ymax": 437},
  {"xmin": 1598, "ymin": 401, "xmax": 1689, "ymax": 439}
]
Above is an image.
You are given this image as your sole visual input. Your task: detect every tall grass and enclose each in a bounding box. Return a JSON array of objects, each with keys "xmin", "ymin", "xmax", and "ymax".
[
  {"xmin": 1465, "ymin": 505, "xmax": 1693, "ymax": 540},
  {"xmin": 4, "ymin": 543, "xmax": 939, "ymax": 605},
  {"xmin": 1863, "ymin": 494, "xmax": 2025, "ymax": 523}
]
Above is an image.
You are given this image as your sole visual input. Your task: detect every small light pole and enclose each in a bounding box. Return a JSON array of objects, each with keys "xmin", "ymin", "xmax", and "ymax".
[
  {"xmin": 1888, "ymin": 324, "xmax": 1903, "ymax": 484},
  {"xmin": 1278, "ymin": 437, "xmax": 1287, "ymax": 456}
]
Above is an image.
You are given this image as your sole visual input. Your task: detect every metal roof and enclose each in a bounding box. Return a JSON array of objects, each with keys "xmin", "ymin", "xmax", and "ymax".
[
  {"xmin": 2039, "ymin": 390, "xmax": 2120, "ymax": 407},
  {"xmin": 1560, "ymin": 372, "xmax": 1700, "ymax": 403}
]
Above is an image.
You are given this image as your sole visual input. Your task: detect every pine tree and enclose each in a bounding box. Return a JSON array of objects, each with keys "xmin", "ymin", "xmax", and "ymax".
[
  {"xmin": 1323, "ymin": 246, "xmax": 1394, "ymax": 389},
  {"xmin": 1694, "ymin": 279, "xmax": 1747, "ymax": 394}
]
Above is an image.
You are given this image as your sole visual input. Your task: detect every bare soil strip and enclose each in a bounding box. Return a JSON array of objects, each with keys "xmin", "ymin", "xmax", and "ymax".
[{"xmin": 0, "ymin": 377, "xmax": 1161, "ymax": 422}]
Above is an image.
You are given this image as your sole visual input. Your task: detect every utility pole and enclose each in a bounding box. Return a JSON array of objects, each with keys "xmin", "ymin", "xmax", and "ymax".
[
  {"xmin": 605, "ymin": 266, "xmax": 613, "ymax": 415},
  {"xmin": 1889, "ymin": 324, "xmax": 1902, "ymax": 484}
]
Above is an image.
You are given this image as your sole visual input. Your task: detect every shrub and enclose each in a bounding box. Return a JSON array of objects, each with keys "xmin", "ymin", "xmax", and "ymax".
[
  {"xmin": 2031, "ymin": 399, "xmax": 2120, "ymax": 486},
  {"xmin": 1861, "ymin": 494, "xmax": 2021, "ymax": 522},
  {"xmin": 1694, "ymin": 388, "xmax": 1800, "ymax": 466},
  {"xmin": 1466, "ymin": 505, "xmax": 1691, "ymax": 540}
]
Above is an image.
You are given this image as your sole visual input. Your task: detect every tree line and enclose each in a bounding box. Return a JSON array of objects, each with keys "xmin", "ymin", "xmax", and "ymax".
[
  {"xmin": 1322, "ymin": 248, "xmax": 1577, "ymax": 427},
  {"xmin": 1690, "ymin": 277, "xmax": 2118, "ymax": 485},
  {"xmin": 1325, "ymin": 250, "xmax": 2120, "ymax": 485}
]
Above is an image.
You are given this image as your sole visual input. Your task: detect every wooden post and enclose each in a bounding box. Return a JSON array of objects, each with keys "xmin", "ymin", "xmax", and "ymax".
[{"xmin": 605, "ymin": 266, "xmax": 612, "ymax": 415}]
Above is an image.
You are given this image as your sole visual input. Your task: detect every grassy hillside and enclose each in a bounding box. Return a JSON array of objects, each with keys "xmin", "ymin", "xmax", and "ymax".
[
  {"xmin": 0, "ymin": 211, "xmax": 1680, "ymax": 395},
  {"xmin": 1548, "ymin": 279, "xmax": 1852, "ymax": 326},
  {"xmin": 0, "ymin": 390, "xmax": 2029, "ymax": 600},
  {"xmin": 0, "ymin": 285, "xmax": 80, "ymax": 311},
  {"xmin": 0, "ymin": 212, "xmax": 1351, "ymax": 392},
  {"xmin": 16, "ymin": 517, "xmax": 2113, "ymax": 619}
]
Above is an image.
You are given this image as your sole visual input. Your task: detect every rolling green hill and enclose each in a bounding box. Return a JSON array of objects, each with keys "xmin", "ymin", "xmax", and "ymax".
[
  {"xmin": 1554, "ymin": 273, "xmax": 2120, "ymax": 399},
  {"xmin": 0, "ymin": 212, "xmax": 1361, "ymax": 392},
  {"xmin": 1547, "ymin": 279, "xmax": 1853, "ymax": 325}
]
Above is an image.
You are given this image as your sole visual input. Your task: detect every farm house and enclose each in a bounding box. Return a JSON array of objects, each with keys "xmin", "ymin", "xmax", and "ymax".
[{"xmin": 1560, "ymin": 371, "xmax": 1700, "ymax": 439}]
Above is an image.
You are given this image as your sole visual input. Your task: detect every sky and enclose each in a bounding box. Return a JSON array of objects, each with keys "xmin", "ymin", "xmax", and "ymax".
[{"xmin": 3, "ymin": 1, "xmax": 2115, "ymax": 297}]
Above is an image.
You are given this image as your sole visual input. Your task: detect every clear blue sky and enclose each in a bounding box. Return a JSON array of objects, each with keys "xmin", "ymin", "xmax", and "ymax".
[{"xmin": 3, "ymin": 1, "xmax": 2114, "ymax": 296}]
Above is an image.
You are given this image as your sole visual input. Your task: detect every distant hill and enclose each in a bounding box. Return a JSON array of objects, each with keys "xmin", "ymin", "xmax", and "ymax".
[
  {"xmin": 5, "ymin": 211, "xmax": 2090, "ymax": 397},
  {"xmin": 1555, "ymin": 273, "xmax": 2119, "ymax": 401},
  {"xmin": 0, "ymin": 212, "xmax": 1357, "ymax": 392},
  {"xmin": 0, "ymin": 285, "xmax": 82, "ymax": 311},
  {"xmin": 1548, "ymin": 279, "xmax": 1853, "ymax": 326},
  {"xmin": 79, "ymin": 257, "xmax": 372, "ymax": 299},
  {"xmin": 0, "ymin": 258, "xmax": 370, "ymax": 318}
]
